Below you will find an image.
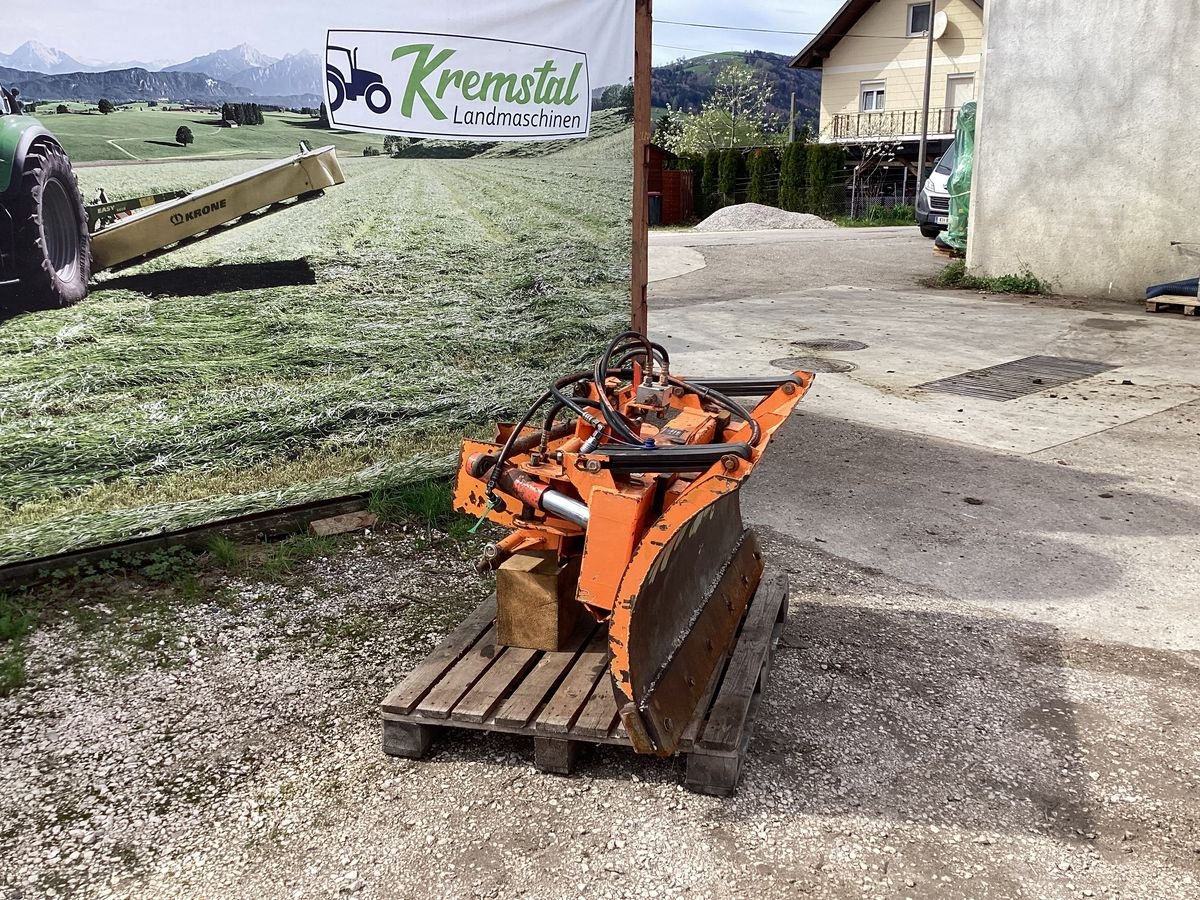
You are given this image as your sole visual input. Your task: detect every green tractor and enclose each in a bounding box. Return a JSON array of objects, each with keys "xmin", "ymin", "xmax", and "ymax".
[{"xmin": 0, "ymin": 86, "xmax": 91, "ymax": 309}]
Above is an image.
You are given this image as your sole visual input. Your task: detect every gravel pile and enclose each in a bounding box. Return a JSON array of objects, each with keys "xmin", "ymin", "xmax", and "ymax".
[
  {"xmin": 694, "ymin": 203, "xmax": 836, "ymax": 233},
  {"xmin": 1, "ymin": 526, "xmax": 1198, "ymax": 898}
]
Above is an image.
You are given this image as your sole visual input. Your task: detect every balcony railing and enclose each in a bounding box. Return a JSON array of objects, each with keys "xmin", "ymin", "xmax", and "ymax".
[{"xmin": 829, "ymin": 106, "xmax": 962, "ymax": 141}]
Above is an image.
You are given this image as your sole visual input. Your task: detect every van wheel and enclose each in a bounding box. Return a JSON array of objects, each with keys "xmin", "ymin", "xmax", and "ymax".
[
  {"xmin": 14, "ymin": 141, "xmax": 91, "ymax": 309},
  {"xmin": 920, "ymin": 225, "xmax": 941, "ymax": 239}
]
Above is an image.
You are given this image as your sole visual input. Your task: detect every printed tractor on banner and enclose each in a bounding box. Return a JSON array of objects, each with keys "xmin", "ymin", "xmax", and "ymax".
[{"xmin": 326, "ymin": 45, "xmax": 392, "ymax": 114}]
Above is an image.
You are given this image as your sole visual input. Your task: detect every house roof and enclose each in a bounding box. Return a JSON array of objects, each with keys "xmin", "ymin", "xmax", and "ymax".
[{"xmin": 790, "ymin": 0, "xmax": 983, "ymax": 69}]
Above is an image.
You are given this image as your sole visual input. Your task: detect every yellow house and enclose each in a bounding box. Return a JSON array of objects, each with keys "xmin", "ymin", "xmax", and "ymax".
[{"xmin": 791, "ymin": 0, "xmax": 983, "ymax": 146}]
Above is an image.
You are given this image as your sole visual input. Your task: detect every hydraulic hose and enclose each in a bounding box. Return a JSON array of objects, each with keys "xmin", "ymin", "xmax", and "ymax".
[{"xmin": 595, "ymin": 332, "xmax": 654, "ymax": 445}]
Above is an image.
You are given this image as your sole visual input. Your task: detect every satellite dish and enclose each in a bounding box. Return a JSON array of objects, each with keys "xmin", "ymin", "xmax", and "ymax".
[{"xmin": 933, "ymin": 10, "xmax": 949, "ymax": 40}]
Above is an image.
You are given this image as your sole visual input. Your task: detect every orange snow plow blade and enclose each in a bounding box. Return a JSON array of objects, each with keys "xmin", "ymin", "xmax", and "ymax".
[{"xmin": 454, "ymin": 333, "xmax": 811, "ymax": 756}]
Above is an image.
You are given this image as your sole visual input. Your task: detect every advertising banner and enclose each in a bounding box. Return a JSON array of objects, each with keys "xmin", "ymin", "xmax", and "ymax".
[{"xmin": 326, "ymin": 0, "xmax": 633, "ymax": 140}]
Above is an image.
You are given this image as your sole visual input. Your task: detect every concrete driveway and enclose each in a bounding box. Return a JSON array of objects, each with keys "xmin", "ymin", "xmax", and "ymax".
[{"xmin": 651, "ymin": 225, "xmax": 1200, "ymax": 651}]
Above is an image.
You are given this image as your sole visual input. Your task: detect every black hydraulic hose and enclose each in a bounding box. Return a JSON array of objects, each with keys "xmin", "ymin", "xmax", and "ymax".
[
  {"xmin": 541, "ymin": 397, "xmax": 601, "ymax": 441},
  {"xmin": 485, "ymin": 367, "xmax": 636, "ymax": 503},
  {"xmin": 485, "ymin": 388, "xmax": 554, "ymax": 505},
  {"xmin": 615, "ymin": 343, "xmax": 670, "ymax": 371},
  {"xmin": 595, "ymin": 332, "xmax": 654, "ymax": 445}
]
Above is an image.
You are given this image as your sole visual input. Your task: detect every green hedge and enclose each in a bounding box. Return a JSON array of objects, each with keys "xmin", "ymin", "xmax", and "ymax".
[
  {"xmin": 747, "ymin": 148, "xmax": 778, "ymax": 206},
  {"xmin": 805, "ymin": 144, "xmax": 846, "ymax": 219},
  {"xmin": 717, "ymin": 149, "xmax": 741, "ymax": 206},
  {"xmin": 701, "ymin": 149, "xmax": 721, "ymax": 212},
  {"xmin": 778, "ymin": 142, "xmax": 808, "ymax": 212}
]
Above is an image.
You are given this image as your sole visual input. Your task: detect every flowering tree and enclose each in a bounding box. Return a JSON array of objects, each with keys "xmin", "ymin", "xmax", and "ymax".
[{"xmin": 659, "ymin": 63, "xmax": 782, "ymax": 155}]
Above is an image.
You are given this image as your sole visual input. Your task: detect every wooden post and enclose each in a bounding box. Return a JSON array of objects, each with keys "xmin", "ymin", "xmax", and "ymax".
[{"xmin": 631, "ymin": 0, "xmax": 652, "ymax": 335}]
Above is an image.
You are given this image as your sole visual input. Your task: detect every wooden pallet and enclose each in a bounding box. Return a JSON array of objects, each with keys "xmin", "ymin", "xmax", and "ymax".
[
  {"xmin": 1146, "ymin": 295, "xmax": 1199, "ymax": 316},
  {"xmin": 381, "ymin": 569, "xmax": 788, "ymax": 796}
]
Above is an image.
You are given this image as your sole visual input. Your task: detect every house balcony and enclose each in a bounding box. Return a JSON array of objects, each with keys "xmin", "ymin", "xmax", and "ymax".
[{"xmin": 828, "ymin": 106, "xmax": 963, "ymax": 143}]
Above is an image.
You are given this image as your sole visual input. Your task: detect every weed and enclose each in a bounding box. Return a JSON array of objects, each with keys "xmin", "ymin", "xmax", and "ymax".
[
  {"xmin": 370, "ymin": 478, "xmax": 455, "ymax": 527},
  {"xmin": 0, "ymin": 595, "xmax": 35, "ymax": 643},
  {"xmin": 0, "ymin": 595, "xmax": 36, "ymax": 696},
  {"xmin": 0, "ymin": 646, "xmax": 27, "ymax": 696},
  {"xmin": 136, "ymin": 547, "xmax": 197, "ymax": 584},
  {"xmin": 932, "ymin": 259, "xmax": 1049, "ymax": 295},
  {"xmin": 254, "ymin": 533, "xmax": 338, "ymax": 580},
  {"xmin": 204, "ymin": 535, "xmax": 244, "ymax": 571}
]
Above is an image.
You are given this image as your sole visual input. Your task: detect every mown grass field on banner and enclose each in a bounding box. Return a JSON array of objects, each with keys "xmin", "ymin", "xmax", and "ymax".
[{"xmin": 0, "ymin": 111, "xmax": 633, "ymax": 564}]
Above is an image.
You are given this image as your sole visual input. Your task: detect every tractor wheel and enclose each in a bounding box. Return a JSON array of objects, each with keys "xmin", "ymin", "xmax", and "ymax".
[
  {"xmin": 327, "ymin": 72, "xmax": 346, "ymax": 112},
  {"xmin": 365, "ymin": 83, "xmax": 391, "ymax": 114},
  {"xmin": 13, "ymin": 141, "xmax": 90, "ymax": 309}
]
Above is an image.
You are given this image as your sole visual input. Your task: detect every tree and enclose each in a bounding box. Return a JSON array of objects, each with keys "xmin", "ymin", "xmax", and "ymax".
[
  {"xmin": 747, "ymin": 148, "xmax": 778, "ymax": 206},
  {"xmin": 701, "ymin": 148, "xmax": 721, "ymax": 211},
  {"xmin": 383, "ymin": 135, "xmax": 411, "ymax": 157},
  {"xmin": 659, "ymin": 63, "xmax": 782, "ymax": 155},
  {"xmin": 56, "ymin": 104, "xmax": 69, "ymax": 115},
  {"xmin": 778, "ymin": 142, "xmax": 808, "ymax": 212},
  {"xmin": 717, "ymin": 149, "xmax": 741, "ymax": 205},
  {"xmin": 805, "ymin": 144, "xmax": 846, "ymax": 218},
  {"xmin": 319, "ymin": 103, "xmax": 330, "ymax": 127},
  {"xmin": 598, "ymin": 81, "xmax": 635, "ymax": 122},
  {"xmin": 98, "ymin": 98, "xmax": 114, "ymax": 115},
  {"xmin": 176, "ymin": 126, "xmax": 194, "ymax": 147},
  {"xmin": 652, "ymin": 110, "xmax": 679, "ymax": 148}
]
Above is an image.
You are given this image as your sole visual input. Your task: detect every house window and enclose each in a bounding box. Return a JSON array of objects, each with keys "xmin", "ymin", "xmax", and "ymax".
[
  {"xmin": 907, "ymin": 2, "xmax": 932, "ymax": 36},
  {"xmin": 946, "ymin": 73, "xmax": 976, "ymax": 109},
  {"xmin": 860, "ymin": 81, "xmax": 886, "ymax": 112}
]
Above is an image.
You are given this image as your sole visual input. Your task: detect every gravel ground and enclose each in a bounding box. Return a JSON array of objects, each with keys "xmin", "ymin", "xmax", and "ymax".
[
  {"xmin": 2, "ymin": 525, "xmax": 1198, "ymax": 899},
  {"xmin": 694, "ymin": 203, "xmax": 836, "ymax": 233}
]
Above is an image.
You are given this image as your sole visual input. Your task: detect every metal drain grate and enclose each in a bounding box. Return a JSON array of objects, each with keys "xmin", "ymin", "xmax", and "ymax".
[
  {"xmin": 791, "ymin": 338, "xmax": 869, "ymax": 352},
  {"xmin": 919, "ymin": 355, "xmax": 1118, "ymax": 401},
  {"xmin": 771, "ymin": 356, "xmax": 858, "ymax": 374}
]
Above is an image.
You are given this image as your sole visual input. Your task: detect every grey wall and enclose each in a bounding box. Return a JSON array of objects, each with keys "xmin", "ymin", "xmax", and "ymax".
[{"xmin": 968, "ymin": 0, "xmax": 1200, "ymax": 299}]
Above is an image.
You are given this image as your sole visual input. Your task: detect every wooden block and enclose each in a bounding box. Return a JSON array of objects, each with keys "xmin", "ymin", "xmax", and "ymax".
[
  {"xmin": 496, "ymin": 553, "xmax": 582, "ymax": 651},
  {"xmin": 309, "ymin": 510, "xmax": 378, "ymax": 536},
  {"xmin": 534, "ymin": 737, "xmax": 578, "ymax": 775},
  {"xmin": 685, "ymin": 749, "xmax": 741, "ymax": 796},
  {"xmin": 382, "ymin": 719, "xmax": 433, "ymax": 758}
]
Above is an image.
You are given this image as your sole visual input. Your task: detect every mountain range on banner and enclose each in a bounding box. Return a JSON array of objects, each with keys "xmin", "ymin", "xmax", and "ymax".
[{"xmin": 0, "ymin": 40, "xmax": 818, "ymax": 119}]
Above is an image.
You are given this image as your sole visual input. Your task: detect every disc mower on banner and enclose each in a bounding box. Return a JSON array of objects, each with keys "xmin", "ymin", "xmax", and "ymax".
[{"xmin": 454, "ymin": 331, "xmax": 812, "ymax": 757}]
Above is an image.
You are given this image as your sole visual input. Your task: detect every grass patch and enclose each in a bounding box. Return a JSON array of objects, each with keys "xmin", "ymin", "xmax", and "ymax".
[
  {"xmin": 0, "ymin": 594, "xmax": 37, "ymax": 695},
  {"xmin": 254, "ymin": 534, "xmax": 339, "ymax": 579},
  {"xmin": 834, "ymin": 204, "xmax": 916, "ymax": 228},
  {"xmin": 204, "ymin": 535, "xmax": 244, "ymax": 570},
  {"xmin": 932, "ymin": 259, "xmax": 1050, "ymax": 295},
  {"xmin": 370, "ymin": 477, "xmax": 474, "ymax": 543}
]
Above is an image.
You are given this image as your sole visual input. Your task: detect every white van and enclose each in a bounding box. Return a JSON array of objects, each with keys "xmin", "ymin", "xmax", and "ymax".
[{"xmin": 916, "ymin": 142, "xmax": 955, "ymax": 238}]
